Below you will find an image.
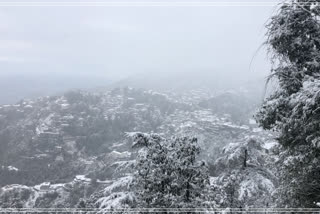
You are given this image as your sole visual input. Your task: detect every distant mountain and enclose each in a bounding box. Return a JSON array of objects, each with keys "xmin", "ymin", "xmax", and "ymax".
[
  {"xmin": 0, "ymin": 72, "xmax": 112, "ymax": 105},
  {"xmin": 0, "ymin": 67, "xmax": 267, "ymax": 105},
  {"xmin": 110, "ymin": 70, "xmax": 266, "ymax": 95}
]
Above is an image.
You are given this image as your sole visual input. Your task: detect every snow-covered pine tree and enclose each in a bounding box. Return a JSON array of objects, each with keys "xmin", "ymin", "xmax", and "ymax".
[
  {"xmin": 131, "ymin": 132, "xmax": 172, "ymax": 208},
  {"xmin": 129, "ymin": 132, "xmax": 211, "ymax": 209},
  {"xmin": 255, "ymin": 0, "xmax": 320, "ymax": 207},
  {"xmin": 169, "ymin": 137, "xmax": 211, "ymax": 208},
  {"xmin": 212, "ymin": 137, "xmax": 275, "ymax": 208}
]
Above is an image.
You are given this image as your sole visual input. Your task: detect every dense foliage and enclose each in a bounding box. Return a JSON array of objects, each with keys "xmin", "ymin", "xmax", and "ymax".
[
  {"xmin": 130, "ymin": 133, "xmax": 211, "ymax": 208},
  {"xmin": 256, "ymin": 0, "xmax": 320, "ymax": 207}
]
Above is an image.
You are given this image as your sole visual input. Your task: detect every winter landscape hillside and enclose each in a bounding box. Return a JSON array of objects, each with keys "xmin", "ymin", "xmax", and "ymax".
[
  {"xmin": 3, "ymin": 0, "xmax": 320, "ymax": 213},
  {"xmin": 0, "ymin": 85, "xmax": 278, "ymax": 209}
]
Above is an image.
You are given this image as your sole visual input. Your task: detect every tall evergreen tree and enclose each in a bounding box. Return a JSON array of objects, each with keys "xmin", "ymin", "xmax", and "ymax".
[
  {"xmin": 129, "ymin": 132, "xmax": 211, "ymax": 209},
  {"xmin": 212, "ymin": 138, "xmax": 275, "ymax": 208},
  {"xmin": 256, "ymin": 0, "xmax": 320, "ymax": 207}
]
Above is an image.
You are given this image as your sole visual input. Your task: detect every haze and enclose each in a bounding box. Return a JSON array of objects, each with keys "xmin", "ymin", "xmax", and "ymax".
[{"xmin": 0, "ymin": 1, "xmax": 274, "ymax": 103}]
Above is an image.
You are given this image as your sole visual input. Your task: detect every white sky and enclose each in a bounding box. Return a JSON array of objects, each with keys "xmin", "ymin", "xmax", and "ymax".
[{"xmin": 0, "ymin": 1, "xmax": 275, "ymax": 81}]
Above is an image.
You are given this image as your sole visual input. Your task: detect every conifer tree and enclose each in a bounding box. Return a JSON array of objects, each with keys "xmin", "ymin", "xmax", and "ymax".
[
  {"xmin": 256, "ymin": 0, "xmax": 320, "ymax": 207},
  {"xmin": 129, "ymin": 132, "xmax": 211, "ymax": 209}
]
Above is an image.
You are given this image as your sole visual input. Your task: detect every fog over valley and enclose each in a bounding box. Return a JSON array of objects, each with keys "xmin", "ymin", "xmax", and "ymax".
[{"xmin": 0, "ymin": 3, "xmax": 271, "ymax": 104}]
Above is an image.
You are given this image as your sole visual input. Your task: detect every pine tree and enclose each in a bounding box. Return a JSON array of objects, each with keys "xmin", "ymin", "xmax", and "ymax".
[
  {"xmin": 128, "ymin": 132, "xmax": 211, "ymax": 209},
  {"xmin": 255, "ymin": 0, "xmax": 320, "ymax": 207},
  {"xmin": 212, "ymin": 138, "xmax": 275, "ymax": 208}
]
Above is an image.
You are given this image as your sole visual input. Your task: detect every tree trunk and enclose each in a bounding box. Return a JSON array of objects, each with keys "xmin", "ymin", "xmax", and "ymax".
[{"xmin": 243, "ymin": 149, "xmax": 247, "ymax": 168}]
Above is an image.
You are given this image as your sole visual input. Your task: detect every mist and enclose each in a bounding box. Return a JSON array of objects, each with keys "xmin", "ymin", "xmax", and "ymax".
[{"xmin": 0, "ymin": 3, "xmax": 273, "ymax": 103}]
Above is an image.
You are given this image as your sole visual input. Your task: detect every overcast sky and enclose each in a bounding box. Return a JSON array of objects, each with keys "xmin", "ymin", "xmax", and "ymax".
[
  {"xmin": 0, "ymin": 1, "xmax": 279, "ymax": 104},
  {"xmin": 0, "ymin": 1, "xmax": 275, "ymax": 78}
]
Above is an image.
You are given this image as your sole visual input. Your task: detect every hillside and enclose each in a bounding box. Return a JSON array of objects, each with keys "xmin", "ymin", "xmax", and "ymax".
[{"xmin": 0, "ymin": 86, "xmax": 277, "ymax": 208}]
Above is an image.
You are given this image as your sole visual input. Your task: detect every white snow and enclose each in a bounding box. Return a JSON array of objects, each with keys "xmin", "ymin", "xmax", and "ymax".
[
  {"xmin": 262, "ymin": 141, "xmax": 278, "ymax": 150},
  {"xmin": 249, "ymin": 118, "xmax": 256, "ymax": 125},
  {"xmin": 62, "ymin": 115, "xmax": 74, "ymax": 120},
  {"xmin": 96, "ymin": 192, "xmax": 135, "ymax": 209},
  {"xmin": 61, "ymin": 103, "xmax": 70, "ymax": 109},
  {"xmin": 238, "ymin": 173, "xmax": 274, "ymax": 201},
  {"xmin": 253, "ymin": 127, "xmax": 263, "ymax": 133},
  {"xmin": 109, "ymin": 151, "xmax": 131, "ymax": 159},
  {"xmin": 7, "ymin": 166, "xmax": 19, "ymax": 171},
  {"xmin": 75, "ymin": 175, "xmax": 91, "ymax": 183},
  {"xmin": 103, "ymin": 176, "xmax": 133, "ymax": 194},
  {"xmin": 35, "ymin": 113, "xmax": 55, "ymax": 135}
]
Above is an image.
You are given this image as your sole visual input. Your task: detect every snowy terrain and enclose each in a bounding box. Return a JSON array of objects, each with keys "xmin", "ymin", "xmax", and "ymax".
[{"xmin": 0, "ymin": 86, "xmax": 277, "ymax": 208}]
